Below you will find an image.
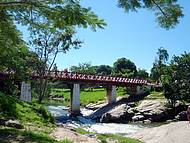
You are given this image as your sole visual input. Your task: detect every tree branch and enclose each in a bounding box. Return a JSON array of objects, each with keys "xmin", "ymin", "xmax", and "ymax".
[{"xmin": 152, "ymin": 0, "xmax": 168, "ymax": 18}]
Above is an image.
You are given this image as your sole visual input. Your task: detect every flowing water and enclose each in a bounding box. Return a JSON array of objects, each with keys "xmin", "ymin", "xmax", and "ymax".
[{"xmin": 47, "ymin": 106, "xmax": 163, "ymax": 136}]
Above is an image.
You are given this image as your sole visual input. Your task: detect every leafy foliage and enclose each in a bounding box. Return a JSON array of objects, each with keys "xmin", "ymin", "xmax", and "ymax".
[
  {"xmin": 137, "ymin": 69, "xmax": 149, "ymax": 79},
  {"xmin": 151, "ymin": 47, "xmax": 169, "ymax": 82},
  {"xmin": 70, "ymin": 62, "xmax": 97, "ymax": 74},
  {"xmin": 96, "ymin": 65, "xmax": 112, "ymax": 75},
  {"xmin": 162, "ymin": 52, "xmax": 190, "ymax": 105},
  {"xmin": 117, "ymin": 0, "xmax": 183, "ymax": 29},
  {"xmin": 113, "ymin": 57, "xmax": 137, "ymax": 77}
]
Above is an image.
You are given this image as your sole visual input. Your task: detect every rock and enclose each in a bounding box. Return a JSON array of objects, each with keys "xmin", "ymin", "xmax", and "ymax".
[
  {"xmin": 100, "ymin": 104, "xmax": 134, "ymax": 123},
  {"xmin": 128, "ymin": 121, "xmax": 190, "ymax": 143},
  {"xmin": 143, "ymin": 119, "xmax": 151, "ymax": 124},
  {"xmin": 85, "ymin": 102, "xmax": 107, "ymax": 110},
  {"xmin": 127, "ymin": 102, "xmax": 136, "ymax": 107},
  {"xmin": 175, "ymin": 111, "xmax": 188, "ymax": 121},
  {"xmin": 167, "ymin": 102, "xmax": 188, "ymax": 118},
  {"xmin": 0, "ymin": 119, "xmax": 6, "ymax": 126},
  {"xmin": 135, "ymin": 100, "xmax": 169, "ymax": 122},
  {"xmin": 132, "ymin": 115, "xmax": 145, "ymax": 122},
  {"xmin": 5, "ymin": 120, "xmax": 23, "ymax": 129}
]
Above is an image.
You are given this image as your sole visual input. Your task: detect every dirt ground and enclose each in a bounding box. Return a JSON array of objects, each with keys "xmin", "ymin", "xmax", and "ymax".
[{"xmin": 50, "ymin": 127, "xmax": 99, "ymax": 143}]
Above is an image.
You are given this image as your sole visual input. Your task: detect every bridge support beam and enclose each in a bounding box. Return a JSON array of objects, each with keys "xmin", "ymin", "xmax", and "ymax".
[
  {"xmin": 70, "ymin": 84, "xmax": 80, "ymax": 115},
  {"xmin": 106, "ymin": 85, "xmax": 116, "ymax": 104}
]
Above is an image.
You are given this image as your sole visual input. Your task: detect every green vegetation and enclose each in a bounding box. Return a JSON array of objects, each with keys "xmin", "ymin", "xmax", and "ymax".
[
  {"xmin": 0, "ymin": 92, "xmax": 54, "ymax": 126},
  {"xmin": 145, "ymin": 91, "xmax": 165, "ymax": 100},
  {"xmin": 0, "ymin": 128, "xmax": 72, "ymax": 143},
  {"xmin": 47, "ymin": 88, "xmax": 106, "ymax": 106},
  {"xmin": 0, "ymin": 0, "xmax": 106, "ymax": 103},
  {"xmin": 97, "ymin": 134, "xmax": 142, "ymax": 143},
  {"xmin": 118, "ymin": 0, "xmax": 183, "ymax": 29},
  {"xmin": 0, "ymin": 92, "xmax": 71, "ymax": 143},
  {"xmin": 46, "ymin": 88, "xmax": 127, "ymax": 107},
  {"xmin": 162, "ymin": 52, "xmax": 190, "ymax": 105},
  {"xmin": 74, "ymin": 127, "xmax": 142, "ymax": 143}
]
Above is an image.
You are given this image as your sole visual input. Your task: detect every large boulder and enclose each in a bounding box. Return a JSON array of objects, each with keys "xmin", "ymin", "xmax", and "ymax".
[
  {"xmin": 135, "ymin": 100, "xmax": 169, "ymax": 122},
  {"xmin": 132, "ymin": 115, "xmax": 145, "ymax": 122},
  {"xmin": 5, "ymin": 119, "xmax": 23, "ymax": 129},
  {"xmin": 100, "ymin": 104, "xmax": 134, "ymax": 123}
]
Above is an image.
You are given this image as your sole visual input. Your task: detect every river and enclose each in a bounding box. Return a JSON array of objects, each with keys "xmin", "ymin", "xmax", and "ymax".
[{"xmin": 47, "ymin": 105, "xmax": 163, "ymax": 136}]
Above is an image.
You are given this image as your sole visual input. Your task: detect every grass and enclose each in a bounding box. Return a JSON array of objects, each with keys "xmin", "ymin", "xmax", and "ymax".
[
  {"xmin": 0, "ymin": 92, "xmax": 72, "ymax": 143},
  {"xmin": 145, "ymin": 91, "xmax": 165, "ymax": 100},
  {"xmin": 0, "ymin": 127, "xmax": 72, "ymax": 143},
  {"xmin": 47, "ymin": 88, "xmax": 127, "ymax": 107},
  {"xmin": 97, "ymin": 134, "xmax": 143, "ymax": 143},
  {"xmin": 74, "ymin": 127, "xmax": 142, "ymax": 143}
]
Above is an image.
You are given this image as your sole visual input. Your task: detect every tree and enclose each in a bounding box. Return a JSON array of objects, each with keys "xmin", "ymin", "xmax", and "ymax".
[
  {"xmin": 96, "ymin": 65, "xmax": 112, "ymax": 75},
  {"xmin": 150, "ymin": 47, "xmax": 169, "ymax": 82},
  {"xmin": 0, "ymin": 1, "xmax": 106, "ymax": 32},
  {"xmin": 162, "ymin": 52, "xmax": 190, "ymax": 105},
  {"xmin": 113, "ymin": 58, "xmax": 137, "ymax": 77},
  {"xmin": 0, "ymin": 1, "xmax": 106, "ymax": 102},
  {"xmin": 117, "ymin": 0, "xmax": 183, "ymax": 29},
  {"xmin": 70, "ymin": 62, "xmax": 97, "ymax": 74},
  {"xmin": 0, "ymin": 9, "xmax": 42, "ymax": 94},
  {"xmin": 137, "ymin": 69, "xmax": 149, "ymax": 79}
]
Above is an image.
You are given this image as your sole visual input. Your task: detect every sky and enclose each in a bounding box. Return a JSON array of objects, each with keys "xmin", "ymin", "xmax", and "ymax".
[{"xmin": 23, "ymin": 0, "xmax": 190, "ymax": 72}]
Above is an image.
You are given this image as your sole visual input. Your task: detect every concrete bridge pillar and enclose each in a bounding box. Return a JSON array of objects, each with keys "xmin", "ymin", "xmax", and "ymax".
[
  {"xmin": 70, "ymin": 84, "xmax": 80, "ymax": 115},
  {"xmin": 20, "ymin": 82, "xmax": 31, "ymax": 103},
  {"xmin": 130, "ymin": 85, "xmax": 137, "ymax": 95},
  {"xmin": 106, "ymin": 85, "xmax": 116, "ymax": 104},
  {"xmin": 136, "ymin": 85, "xmax": 142, "ymax": 95}
]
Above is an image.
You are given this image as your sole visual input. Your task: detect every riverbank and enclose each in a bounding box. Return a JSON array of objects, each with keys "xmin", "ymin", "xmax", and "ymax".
[
  {"xmin": 0, "ymin": 92, "xmax": 142, "ymax": 143},
  {"xmin": 0, "ymin": 92, "xmax": 70, "ymax": 143}
]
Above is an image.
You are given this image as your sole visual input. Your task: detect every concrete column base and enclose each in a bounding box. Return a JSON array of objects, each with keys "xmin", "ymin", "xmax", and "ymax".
[
  {"xmin": 106, "ymin": 85, "xmax": 116, "ymax": 104},
  {"xmin": 70, "ymin": 84, "xmax": 80, "ymax": 115}
]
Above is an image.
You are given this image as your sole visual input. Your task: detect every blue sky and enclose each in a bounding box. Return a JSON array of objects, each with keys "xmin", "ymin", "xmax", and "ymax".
[{"xmin": 22, "ymin": 0, "xmax": 190, "ymax": 72}]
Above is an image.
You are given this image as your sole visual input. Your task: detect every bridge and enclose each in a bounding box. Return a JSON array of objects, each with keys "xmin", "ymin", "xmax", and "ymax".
[{"xmin": 0, "ymin": 71, "xmax": 158, "ymax": 115}]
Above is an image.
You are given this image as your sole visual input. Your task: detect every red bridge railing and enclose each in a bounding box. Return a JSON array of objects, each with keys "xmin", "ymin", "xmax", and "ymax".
[
  {"xmin": 37, "ymin": 71, "xmax": 148, "ymax": 85},
  {"xmin": 0, "ymin": 71, "xmax": 150, "ymax": 85}
]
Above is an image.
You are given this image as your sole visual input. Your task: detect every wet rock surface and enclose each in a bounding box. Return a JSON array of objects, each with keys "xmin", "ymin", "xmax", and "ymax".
[{"xmin": 100, "ymin": 104, "xmax": 134, "ymax": 123}]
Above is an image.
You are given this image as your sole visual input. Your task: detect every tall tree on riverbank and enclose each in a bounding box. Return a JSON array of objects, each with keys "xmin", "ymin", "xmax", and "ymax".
[
  {"xmin": 163, "ymin": 52, "xmax": 190, "ymax": 106},
  {"xmin": 151, "ymin": 47, "xmax": 169, "ymax": 82}
]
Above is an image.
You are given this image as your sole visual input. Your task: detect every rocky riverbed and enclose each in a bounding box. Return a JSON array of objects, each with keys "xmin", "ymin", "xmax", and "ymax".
[
  {"xmin": 47, "ymin": 96, "xmax": 189, "ymax": 143},
  {"xmin": 86, "ymin": 98, "xmax": 188, "ymax": 123}
]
